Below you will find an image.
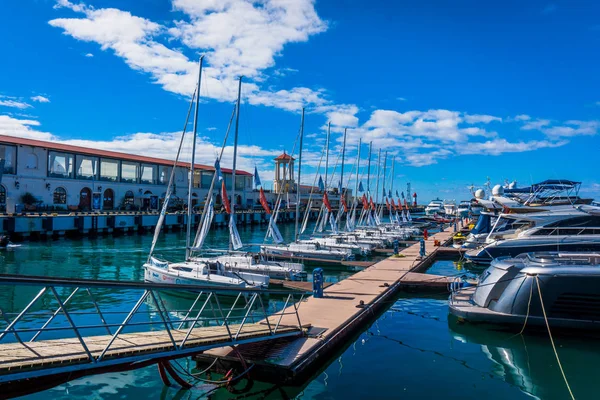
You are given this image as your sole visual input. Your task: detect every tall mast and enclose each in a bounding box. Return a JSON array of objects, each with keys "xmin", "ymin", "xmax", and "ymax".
[
  {"xmin": 382, "ymin": 150, "xmax": 388, "ymax": 201},
  {"xmin": 366, "ymin": 141, "xmax": 372, "ymax": 198},
  {"xmin": 354, "ymin": 138, "xmax": 362, "ymax": 202},
  {"xmin": 375, "ymin": 148, "xmax": 381, "ymax": 206},
  {"xmin": 294, "ymin": 108, "xmax": 305, "ymax": 242},
  {"xmin": 340, "ymin": 128, "xmax": 347, "ymax": 197},
  {"xmin": 390, "ymin": 155, "xmax": 395, "ymax": 195},
  {"xmin": 229, "ymin": 76, "xmax": 243, "ymax": 251},
  {"xmin": 185, "ymin": 56, "xmax": 203, "ymax": 260},
  {"xmin": 325, "ymin": 121, "xmax": 330, "ymax": 190}
]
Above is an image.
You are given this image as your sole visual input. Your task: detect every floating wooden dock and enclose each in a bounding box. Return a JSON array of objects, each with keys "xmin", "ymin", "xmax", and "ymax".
[
  {"xmin": 195, "ymin": 229, "xmax": 460, "ymax": 383},
  {"xmin": 269, "ymin": 279, "xmax": 333, "ymax": 292}
]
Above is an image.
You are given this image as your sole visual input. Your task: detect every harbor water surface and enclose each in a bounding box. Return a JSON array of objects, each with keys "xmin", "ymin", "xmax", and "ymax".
[{"xmin": 1, "ymin": 225, "xmax": 600, "ymax": 399}]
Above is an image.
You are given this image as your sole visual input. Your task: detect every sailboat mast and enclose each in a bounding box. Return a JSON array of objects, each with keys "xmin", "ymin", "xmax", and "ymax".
[
  {"xmin": 185, "ymin": 56, "xmax": 203, "ymax": 260},
  {"xmin": 354, "ymin": 138, "xmax": 361, "ymax": 202},
  {"xmin": 294, "ymin": 108, "xmax": 305, "ymax": 242},
  {"xmin": 325, "ymin": 121, "xmax": 330, "ymax": 190},
  {"xmin": 375, "ymin": 148, "xmax": 381, "ymax": 206},
  {"xmin": 382, "ymin": 150, "xmax": 387, "ymax": 201},
  {"xmin": 367, "ymin": 141, "xmax": 372, "ymax": 198},
  {"xmin": 340, "ymin": 128, "xmax": 347, "ymax": 198},
  {"xmin": 229, "ymin": 76, "xmax": 243, "ymax": 251},
  {"xmin": 390, "ymin": 155, "xmax": 395, "ymax": 195}
]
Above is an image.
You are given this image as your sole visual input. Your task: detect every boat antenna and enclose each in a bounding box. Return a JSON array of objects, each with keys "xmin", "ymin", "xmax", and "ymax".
[
  {"xmin": 294, "ymin": 107, "xmax": 305, "ymax": 242},
  {"xmin": 185, "ymin": 55, "xmax": 204, "ymax": 260}
]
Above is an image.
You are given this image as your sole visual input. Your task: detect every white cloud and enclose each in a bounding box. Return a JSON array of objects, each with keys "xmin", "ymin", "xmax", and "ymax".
[
  {"xmin": 49, "ymin": 0, "xmax": 330, "ymax": 111},
  {"xmin": 521, "ymin": 118, "xmax": 551, "ymax": 130},
  {"xmin": 514, "ymin": 114, "xmax": 531, "ymax": 121},
  {"xmin": 456, "ymin": 138, "xmax": 568, "ymax": 156},
  {"xmin": 404, "ymin": 149, "xmax": 452, "ymax": 167},
  {"xmin": 542, "ymin": 120, "xmax": 599, "ymax": 138},
  {"xmin": 0, "ymin": 98, "xmax": 32, "ymax": 109},
  {"xmin": 463, "ymin": 114, "xmax": 502, "ymax": 124},
  {"xmin": 85, "ymin": 52, "xmax": 94, "ymax": 57},
  {"xmin": 396, "ymin": 97, "xmax": 407, "ymax": 101},
  {"xmin": 206, "ymin": 127, "xmax": 217, "ymax": 131},
  {"xmin": 31, "ymin": 95, "xmax": 50, "ymax": 103},
  {"xmin": 0, "ymin": 115, "xmax": 53, "ymax": 140}
]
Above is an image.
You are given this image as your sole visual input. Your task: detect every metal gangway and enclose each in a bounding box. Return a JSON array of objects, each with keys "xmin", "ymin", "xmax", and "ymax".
[{"xmin": 0, "ymin": 274, "xmax": 306, "ymax": 396}]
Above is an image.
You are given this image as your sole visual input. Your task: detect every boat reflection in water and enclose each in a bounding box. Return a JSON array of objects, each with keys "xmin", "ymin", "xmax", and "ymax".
[{"xmin": 449, "ymin": 321, "xmax": 600, "ymax": 400}]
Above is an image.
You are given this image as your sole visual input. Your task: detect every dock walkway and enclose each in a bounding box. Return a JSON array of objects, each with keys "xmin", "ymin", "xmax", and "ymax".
[{"xmin": 196, "ymin": 229, "xmax": 457, "ymax": 381}]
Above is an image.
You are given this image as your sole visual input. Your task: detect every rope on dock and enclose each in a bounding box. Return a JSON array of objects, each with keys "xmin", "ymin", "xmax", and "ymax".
[{"xmin": 535, "ymin": 275, "xmax": 576, "ymax": 400}]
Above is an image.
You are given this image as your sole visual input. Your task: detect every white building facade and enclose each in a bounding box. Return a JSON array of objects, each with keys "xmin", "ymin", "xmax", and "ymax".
[{"xmin": 0, "ymin": 135, "xmax": 255, "ymax": 213}]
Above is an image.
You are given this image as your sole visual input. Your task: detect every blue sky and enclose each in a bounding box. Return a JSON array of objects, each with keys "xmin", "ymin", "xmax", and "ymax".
[{"xmin": 0, "ymin": 0, "xmax": 599, "ymax": 201}]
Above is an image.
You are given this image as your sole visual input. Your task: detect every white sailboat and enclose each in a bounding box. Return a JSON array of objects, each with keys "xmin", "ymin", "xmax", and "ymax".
[
  {"xmin": 144, "ymin": 63, "xmax": 268, "ymax": 289},
  {"xmin": 260, "ymin": 114, "xmax": 355, "ymax": 262}
]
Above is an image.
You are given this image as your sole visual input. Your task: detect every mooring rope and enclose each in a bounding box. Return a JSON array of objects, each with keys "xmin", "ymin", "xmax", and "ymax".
[{"xmin": 535, "ymin": 275, "xmax": 576, "ymax": 400}]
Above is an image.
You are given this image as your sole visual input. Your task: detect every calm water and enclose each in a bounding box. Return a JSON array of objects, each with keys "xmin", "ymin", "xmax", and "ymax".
[{"xmin": 1, "ymin": 225, "xmax": 600, "ymax": 399}]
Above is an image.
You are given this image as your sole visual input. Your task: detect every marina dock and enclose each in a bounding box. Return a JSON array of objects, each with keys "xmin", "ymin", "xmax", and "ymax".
[{"xmin": 195, "ymin": 229, "xmax": 457, "ymax": 383}]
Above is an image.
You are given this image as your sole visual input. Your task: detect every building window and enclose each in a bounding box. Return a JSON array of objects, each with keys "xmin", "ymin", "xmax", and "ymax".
[
  {"xmin": 140, "ymin": 164, "xmax": 156, "ymax": 184},
  {"xmin": 48, "ymin": 151, "xmax": 74, "ymax": 178},
  {"xmin": 158, "ymin": 166, "xmax": 171, "ymax": 185},
  {"xmin": 201, "ymin": 171, "xmax": 214, "ymax": 189},
  {"xmin": 193, "ymin": 170, "xmax": 201, "ymax": 188},
  {"xmin": 224, "ymin": 174, "xmax": 232, "ymax": 190},
  {"xmin": 235, "ymin": 176, "xmax": 244, "ymax": 191},
  {"xmin": 121, "ymin": 162, "xmax": 138, "ymax": 183},
  {"xmin": 124, "ymin": 190, "xmax": 135, "ymax": 206},
  {"xmin": 100, "ymin": 158, "xmax": 119, "ymax": 182},
  {"xmin": 176, "ymin": 168, "xmax": 185, "ymax": 183},
  {"xmin": 0, "ymin": 185, "xmax": 6, "ymax": 206},
  {"xmin": 0, "ymin": 145, "xmax": 17, "ymax": 175},
  {"xmin": 53, "ymin": 187, "xmax": 67, "ymax": 204},
  {"xmin": 76, "ymin": 155, "xmax": 98, "ymax": 180},
  {"xmin": 26, "ymin": 153, "xmax": 38, "ymax": 169}
]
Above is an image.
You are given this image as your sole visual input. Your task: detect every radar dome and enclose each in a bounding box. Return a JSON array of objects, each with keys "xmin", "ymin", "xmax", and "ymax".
[
  {"xmin": 492, "ymin": 184, "xmax": 504, "ymax": 196},
  {"xmin": 475, "ymin": 189, "xmax": 485, "ymax": 199}
]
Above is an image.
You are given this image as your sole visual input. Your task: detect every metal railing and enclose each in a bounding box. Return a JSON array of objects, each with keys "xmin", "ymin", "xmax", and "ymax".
[{"xmin": 0, "ymin": 274, "xmax": 305, "ymax": 380}]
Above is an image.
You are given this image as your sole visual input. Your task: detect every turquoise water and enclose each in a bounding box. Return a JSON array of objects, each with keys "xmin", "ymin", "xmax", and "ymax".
[{"xmin": 2, "ymin": 226, "xmax": 600, "ymax": 399}]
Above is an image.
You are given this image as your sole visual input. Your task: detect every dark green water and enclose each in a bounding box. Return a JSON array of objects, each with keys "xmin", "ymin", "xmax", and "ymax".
[{"xmin": 1, "ymin": 225, "xmax": 600, "ymax": 399}]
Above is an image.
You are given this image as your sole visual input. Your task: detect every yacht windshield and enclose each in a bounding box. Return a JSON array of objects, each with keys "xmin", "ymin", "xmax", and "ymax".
[{"xmin": 472, "ymin": 214, "xmax": 492, "ymax": 235}]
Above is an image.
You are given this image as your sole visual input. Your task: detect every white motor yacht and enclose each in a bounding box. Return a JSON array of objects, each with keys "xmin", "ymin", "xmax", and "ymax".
[
  {"xmin": 450, "ymin": 252, "xmax": 600, "ymax": 330},
  {"xmin": 425, "ymin": 199, "xmax": 444, "ymax": 216},
  {"xmin": 465, "ymin": 208, "xmax": 600, "ymax": 264}
]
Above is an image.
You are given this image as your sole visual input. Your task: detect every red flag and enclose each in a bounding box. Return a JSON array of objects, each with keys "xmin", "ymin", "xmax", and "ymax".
[
  {"xmin": 259, "ymin": 188, "xmax": 271, "ymax": 214},
  {"xmin": 222, "ymin": 181, "xmax": 231, "ymax": 214},
  {"xmin": 386, "ymin": 197, "xmax": 391, "ymax": 210},
  {"xmin": 370, "ymin": 197, "xmax": 375, "ymax": 211},
  {"xmin": 341, "ymin": 196, "xmax": 348, "ymax": 213},
  {"xmin": 362, "ymin": 194, "xmax": 368, "ymax": 209},
  {"xmin": 323, "ymin": 192, "xmax": 332, "ymax": 212},
  {"xmin": 391, "ymin": 198, "xmax": 396, "ymax": 209}
]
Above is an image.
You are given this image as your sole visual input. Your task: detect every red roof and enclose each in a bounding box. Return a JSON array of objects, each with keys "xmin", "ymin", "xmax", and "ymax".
[
  {"xmin": 274, "ymin": 152, "xmax": 294, "ymax": 161},
  {"xmin": 0, "ymin": 134, "xmax": 252, "ymax": 176}
]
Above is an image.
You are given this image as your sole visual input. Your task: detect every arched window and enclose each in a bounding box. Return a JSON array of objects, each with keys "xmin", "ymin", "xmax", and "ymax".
[
  {"xmin": 0, "ymin": 185, "xmax": 6, "ymax": 205},
  {"xmin": 26, "ymin": 153, "xmax": 38, "ymax": 169},
  {"xmin": 53, "ymin": 187, "xmax": 67, "ymax": 204},
  {"xmin": 124, "ymin": 190, "xmax": 135, "ymax": 206}
]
